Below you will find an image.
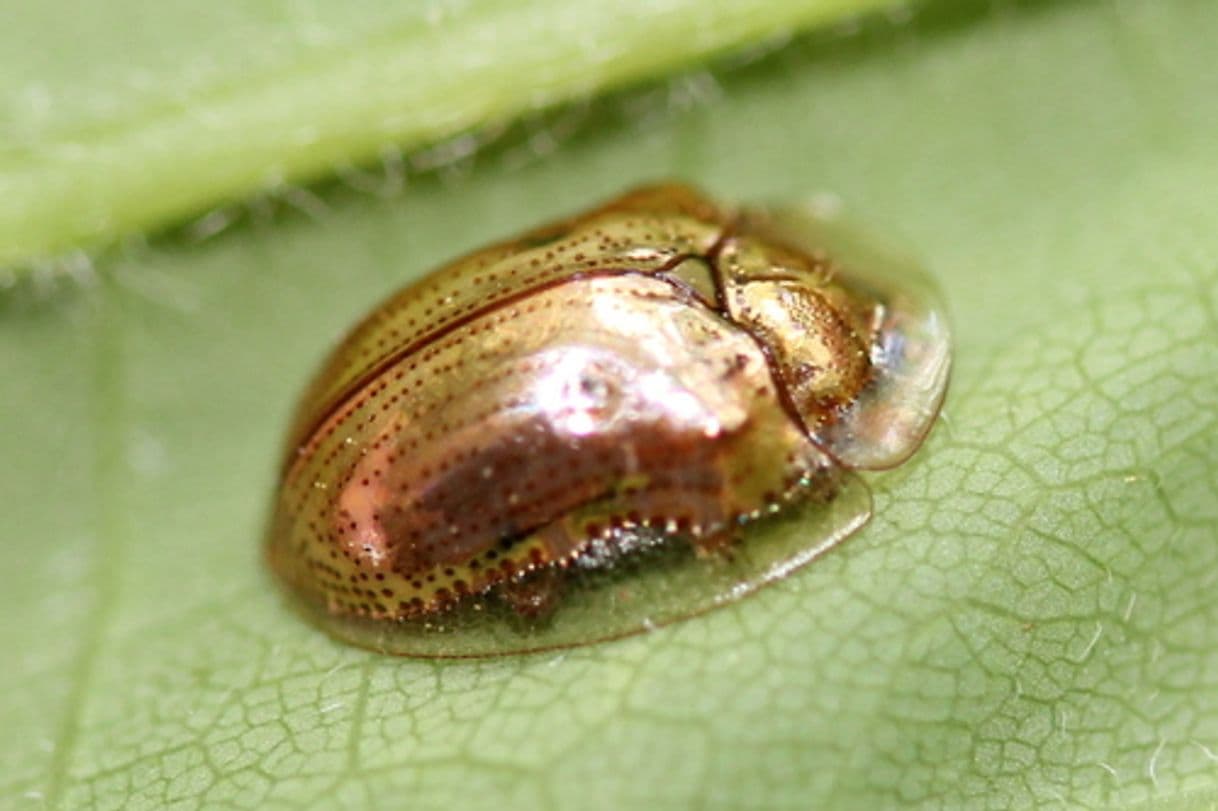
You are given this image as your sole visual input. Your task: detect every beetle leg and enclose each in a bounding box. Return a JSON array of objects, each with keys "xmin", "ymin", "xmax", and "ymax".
[
  {"xmin": 689, "ymin": 525, "xmax": 739, "ymax": 559},
  {"xmin": 495, "ymin": 566, "xmax": 565, "ymax": 620}
]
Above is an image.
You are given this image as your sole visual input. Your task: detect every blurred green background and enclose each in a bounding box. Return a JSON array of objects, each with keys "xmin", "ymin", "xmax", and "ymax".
[{"xmin": 3, "ymin": 1, "xmax": 1217, "ymax": 809}]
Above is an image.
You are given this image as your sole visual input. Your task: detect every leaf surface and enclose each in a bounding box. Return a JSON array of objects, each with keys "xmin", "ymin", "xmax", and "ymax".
[
  {"xmin": 0, "ymin": 0, "xmax": 893, "ymax": 268},
  {"xmin": 3, "ymin": 2, "xmax": 1218, "ymax": 809}
]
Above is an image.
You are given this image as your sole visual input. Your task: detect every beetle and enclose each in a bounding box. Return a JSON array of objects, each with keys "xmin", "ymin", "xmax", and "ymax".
[{"xmin": 267, "ymin": 183, "xmax": 950, "ymax": 657}]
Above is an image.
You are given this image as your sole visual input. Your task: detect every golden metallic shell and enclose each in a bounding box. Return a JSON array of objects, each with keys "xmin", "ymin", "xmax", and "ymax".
[{"xmin": 267, "ymin": 184, "xmax": 950, "ymax": 657}]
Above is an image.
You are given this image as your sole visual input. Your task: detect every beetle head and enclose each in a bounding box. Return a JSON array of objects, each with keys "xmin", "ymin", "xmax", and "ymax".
[
  {"xmin": 718, "ymin": 222, "xmax": 875, "ymax": 438},
  {"xmin": 717, "ymin": 205, "xmax": 951, "ymax": 470}
]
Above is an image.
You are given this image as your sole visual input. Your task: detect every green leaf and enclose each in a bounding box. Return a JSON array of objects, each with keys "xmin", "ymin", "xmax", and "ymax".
[
  {"xmin": 4, "ymin": 1, "xmax": 1218, "ymax": 809},
  {"xmin": 0, "ymin": 0, "xmax": 897, "ymax": 269}
]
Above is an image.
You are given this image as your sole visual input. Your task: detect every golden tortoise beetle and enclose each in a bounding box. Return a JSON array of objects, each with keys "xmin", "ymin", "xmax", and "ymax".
[{"xmin": 267, "ymin": 183, "xmax": 951, "ymax": 657}]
